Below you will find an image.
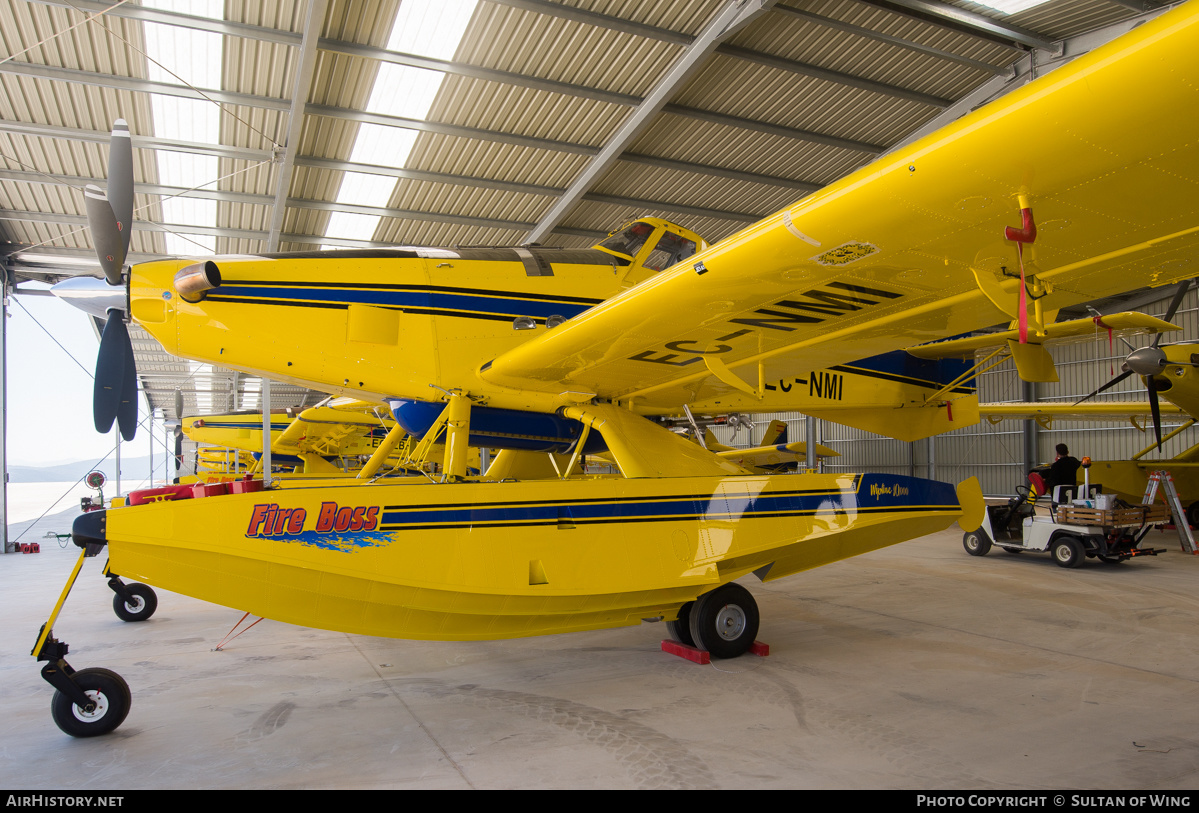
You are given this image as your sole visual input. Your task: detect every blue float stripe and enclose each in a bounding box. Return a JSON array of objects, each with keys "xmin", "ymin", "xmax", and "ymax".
[{"xmin": 210, "ymin": 285, "xmax": 593, "ymax": 320}]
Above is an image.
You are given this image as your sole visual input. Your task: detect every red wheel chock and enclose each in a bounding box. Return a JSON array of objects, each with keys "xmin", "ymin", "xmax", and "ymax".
[{"xmin": 660, "ymin": 639, "xmax": 769, "ymax": 663}]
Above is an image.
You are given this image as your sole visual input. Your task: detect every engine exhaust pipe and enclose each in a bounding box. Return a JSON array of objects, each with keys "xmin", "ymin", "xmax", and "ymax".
[{"xmin": 174, "ymin": 261, "xmax": 221, "ymax": 303}]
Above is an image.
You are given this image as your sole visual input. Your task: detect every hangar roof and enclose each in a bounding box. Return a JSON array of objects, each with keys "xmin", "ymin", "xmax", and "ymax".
[{"xmin": 0, "ymin": 0, "xmax": 1169, "ymax": 418}]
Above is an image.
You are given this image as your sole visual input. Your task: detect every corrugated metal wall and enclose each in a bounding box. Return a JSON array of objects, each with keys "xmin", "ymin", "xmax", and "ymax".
[{"xmin": 710, "ymin": 287, "xmax": 1199, "ymax": 496}]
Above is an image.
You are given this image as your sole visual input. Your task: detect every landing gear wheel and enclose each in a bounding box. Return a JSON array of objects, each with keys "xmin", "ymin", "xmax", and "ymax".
[
  {"xmin": 962, "ymin": 530, "xmax": 991, "ymax": 556},
  {"xmin": 112, "ymin": 583, "xmax": 157, "ymax": 622},
  {"xmin": 666, "ymin": 601, "xmax": 695, "ymax": 647},
  {"xmin": 1052, "ymin": 537, "xmax": 1085, "ymax": 569},
  {"xmin": 688, "ymin": 583, "xmax": 759, "ymax": 659},
  {"xmin": 50, "ymin": 668, "xmax": 131, "ymax": 737}
]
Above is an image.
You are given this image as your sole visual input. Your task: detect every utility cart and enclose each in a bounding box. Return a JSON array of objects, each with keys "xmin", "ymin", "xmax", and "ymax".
[{"xmin": 963, "ymin": 486, "xmax": 1169, "ymax": 568}]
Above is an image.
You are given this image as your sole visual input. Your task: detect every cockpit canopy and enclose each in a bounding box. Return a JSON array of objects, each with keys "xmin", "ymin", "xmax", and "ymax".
[{"xmin": 592, "ymin": 217, "xmax": 707, "ymax": 273}]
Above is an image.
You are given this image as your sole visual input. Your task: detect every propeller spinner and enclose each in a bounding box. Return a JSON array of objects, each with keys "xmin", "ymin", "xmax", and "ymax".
[{"xmin": 52, "ymin": 120, "xmax": 139, "ymax": 441}]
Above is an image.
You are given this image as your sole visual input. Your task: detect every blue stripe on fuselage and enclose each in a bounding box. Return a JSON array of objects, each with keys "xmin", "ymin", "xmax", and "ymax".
[{"xmin": 211, "ymin": 285, "xmax": 593, "ymax": 320}]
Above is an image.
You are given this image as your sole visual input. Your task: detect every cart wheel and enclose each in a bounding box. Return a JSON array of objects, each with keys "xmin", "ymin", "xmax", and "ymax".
[
  {"xmin": 1052, "ymin": 536, "xmax": 1085, "ymax": 569},
  {"xmin": 963, "ymin": 531, "xmax": 991, "ymax": 557},
  {"xmin": 1187, "ymin": 502, "xmax": 1199, "ymax": 529}
]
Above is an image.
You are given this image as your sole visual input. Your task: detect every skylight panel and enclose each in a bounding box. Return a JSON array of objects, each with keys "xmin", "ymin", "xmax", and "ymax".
[
  {"xmin": 349, "ymin": 124, "xmax": 419, "ymax": 168},
  {"xmin": 326, "ymin": 212, "xmax": 382, "ymax": 242},
  {"xmin": 365, "ymin": 64, "xmax": 445, "ymax": 121},
  {"xmin": 142, "ymin": 0, "xmax": 223, "ymax": 20},
  {"xmin": 155, "ymin": 149, "xmax": 218, "ymax": 188},
  {"xmin": 336, "ymin": 172, "xmax": 398, "ymax": 208},
  {"xmin": 968, "ymin": 0, "xmax": 1052, "ymax": 14},
  {"xmin": 323, "ymin": 0, "xmax": 478, "ymax": 247},
  {"xmin": 150, "ymin": 96, "xmax": 219, "ymax": 143},
  {"xmin": 161, "ymin": 197, "xmax": 216, "ymax": 227},
  {"xmin": 164, "ymin": 232, "xmax": 216, "ymax": 256},
  {"xmin": 389, "ymin": 0, "xmax": 477, "ymax": 60}
]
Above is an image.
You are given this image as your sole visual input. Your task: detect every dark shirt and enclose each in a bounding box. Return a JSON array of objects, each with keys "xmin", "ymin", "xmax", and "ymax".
[{"xmin": 1047, "ymin": 455, "xmax": 1081, "ymax": 489}]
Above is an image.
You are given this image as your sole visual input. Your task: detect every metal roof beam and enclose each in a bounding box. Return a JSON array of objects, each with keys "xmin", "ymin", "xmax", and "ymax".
[
  {"xmin": 525, "ymin": 0, "xmax": 781, "ymax": 245},
  {"xmin": 483, "ymin": 0, "xmax": 694, "ymax": 44},
  {"xmin": 580, "ymin": 194, "xmax": 761, "ymax": 223},
  {"xmin": 887, "ymin": 5, "xmax": 1171, "ymax": 152},
  {"xmin": 715, "ymin": 43, "xmax": 950, "ymax": 106},
  {"xmin": 619, "ymin": 153, "xmax": 820, "ymax": 192},
  {"xmin": 0, "ymin": 120, "xmax": 274, "ymax": 161},
  {"xmin": 662, "ymin": 105, "xmax": 883, "ymax": 154},
  {"xmin": 862, "ymin": 0, "xmax": 1056, "ymax": 51},
  {"xmin": 0, "ymin": 169, "xmax": 274, "ymax": 206},
  {"xmin": 267, "ymin": 0, "xmax": 327, "ymax": 252},
  {"xmin": 771, "ymin": 4, "xmax": 1011, "ymax": 74},
  {"xmin": 26, "ymin": 0, "xmax": 304, "ymax": 45},
  {"xmin": 0, "ymin": 208, "xmax": 611, "ymax": 245},
  {"xmin": 318, "ymin": 39, "xmax": 641, "ymax": 107},
  {"xmin": 0, "ymin": 62, "xmax": 291, "ymax": 112},
  {"xmin": 0, "ymin": 155, "xmax": 794, "ymax": 217}
]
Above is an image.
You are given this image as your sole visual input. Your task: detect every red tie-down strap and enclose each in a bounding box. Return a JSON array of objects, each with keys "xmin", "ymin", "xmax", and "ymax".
[{"xmin": 1004, "ymin": 208, "xmax": 1037, "ymax": 343}]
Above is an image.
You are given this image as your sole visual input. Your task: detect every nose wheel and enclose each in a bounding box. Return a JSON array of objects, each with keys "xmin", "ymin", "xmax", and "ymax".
[{"xmin": 49, "ymin": 667, "xmax": 131, "ymax": 738}]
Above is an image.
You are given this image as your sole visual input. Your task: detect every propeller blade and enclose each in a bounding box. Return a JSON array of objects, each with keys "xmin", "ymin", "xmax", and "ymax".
[
  {"xmin": 107, "ymin": 119, "xmax": 134, "ymax": 256},
  {"xmin": 1153, "ymin": 279, "xmax": 1191, "ymax": 347},
  {"xmin": 1148, "ymin": 374, "xmax": 1163, "ymax": 451},
  {"xmin": 1072, "ymin": 369, "xmax": 1133, "ymax": 406},
  {"xmin": 84, "ymin": 121, "xmax": 135, "ymax": 286},
  {"xmin": 93, "ymin": 312, "xmax": 128, "ymax": 433},
  {"xmin": 173, "ymin": 388, "xmax": 184, "ymax": 423},
  {"xmin": 116, "ymin": 324, "xmax": 138, "ymax": 441},
  {"xmin": 84, "ymin": 185, "xmax": 125, "ymax": 286}
]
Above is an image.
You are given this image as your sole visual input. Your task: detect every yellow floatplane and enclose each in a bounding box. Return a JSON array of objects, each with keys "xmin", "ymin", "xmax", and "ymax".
[{"xmin": 34, "ymin": 2, "xmax": 1199, "ymax": 736}]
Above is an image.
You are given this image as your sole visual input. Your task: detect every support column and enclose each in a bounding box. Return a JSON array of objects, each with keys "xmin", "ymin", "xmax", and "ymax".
[
  {"xmin": 1023, "ymin": 379, "xmax": 1039, "ymax": 475},
  {"xmin": 805, "ymin": 416, "xmax": 818, "ymax": 472},
  {"xmin": 0, "ymin": 269, "xmax": 8, "ymax": 553},
  {"xmin": 261, "ymin": 378, "xmax": 271, "ymax": 488},
  {"xmin": 927, "ymin": 435, "xmax": 936, "ymax": 481}
]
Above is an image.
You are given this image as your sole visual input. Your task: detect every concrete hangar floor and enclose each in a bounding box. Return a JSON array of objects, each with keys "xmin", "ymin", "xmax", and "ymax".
[{"xmin": 3, "ymin": 519, "xmax": 1197, "ymax": 790}]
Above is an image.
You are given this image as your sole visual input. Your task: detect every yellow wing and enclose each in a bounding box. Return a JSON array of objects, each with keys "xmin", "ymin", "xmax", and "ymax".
[{"xmin": 479, "ymin": 4, "xmax": 1199, "ymax": 409}]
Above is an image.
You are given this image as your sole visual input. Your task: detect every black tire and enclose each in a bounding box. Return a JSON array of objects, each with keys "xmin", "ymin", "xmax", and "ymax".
[
  {"xmin": 963, "ymin": 530, "xmax": 991, "ymax": 556},
  {"xmin": 1002, "ymin": 547, "xmax": 1024, "ymax": 554},
  {"xmin": 112, "ymin": 583, "xmax": 157, "ymax": 622},
  {"xmin": 666, "ymin": 601, "xmax": 695, "ymax": 647},
  {"xmin": 1052, "ymin": 536, "xmax": 1086, "ymax": 569},
  {"xmin": 50, "ymin": 667, "xmax": 131, "ymax": 738},
  {"xmin": 1186, "ymin": 502, "xmax": 1199, "ymax": 529},
  {"xmin": 688, "ymin": 583, "xmax": 760, "ymax": 659},
  {"xmin": 1098, "ymin": 555, "xmax": 1125, "ymax": 565}
]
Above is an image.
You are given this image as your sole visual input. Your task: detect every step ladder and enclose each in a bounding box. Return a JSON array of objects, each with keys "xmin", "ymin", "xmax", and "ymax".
[{"xmin": 1143, "ymin": 471, "xmax": 1198, "ymax": 554}]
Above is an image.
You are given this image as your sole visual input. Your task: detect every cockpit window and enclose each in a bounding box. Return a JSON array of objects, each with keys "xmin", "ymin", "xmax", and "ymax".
[
  {"xmin": 643, "ymin": 231, "xmax": 698, "ymax": 271},
  {"xmin": 597, "ymin": 221, "xmax": 656, "ymax": 258}
]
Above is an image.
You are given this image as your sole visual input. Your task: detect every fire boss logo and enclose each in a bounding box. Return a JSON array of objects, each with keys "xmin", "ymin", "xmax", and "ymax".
[{"xmin": 246, "ymin": 502, "xmax": 380, "ymax": 538}]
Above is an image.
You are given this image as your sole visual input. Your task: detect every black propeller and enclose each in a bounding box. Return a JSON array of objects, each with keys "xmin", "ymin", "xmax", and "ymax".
[
  {"xmin": 74, "ymin": 120, "xmax": 139, "ymax": 440},
  {"xmin": 1075, "ymin": 280, "xmax": 1197, "ymax": 450}
]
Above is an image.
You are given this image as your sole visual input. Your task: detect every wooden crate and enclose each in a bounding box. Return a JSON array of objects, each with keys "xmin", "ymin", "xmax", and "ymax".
[{"xmin": 1056, "ymin": 504, "xmax": 1172, "ymax": 527}]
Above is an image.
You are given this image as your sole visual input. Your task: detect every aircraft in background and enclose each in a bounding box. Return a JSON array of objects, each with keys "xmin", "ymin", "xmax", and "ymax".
[
  {"xmin": 929, "ymin": 285, "xmax": 1199, "ymax": 523},
  {"xmin": 35, "ymin": 2, "xmax": 1199, "ymax": 737}
]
